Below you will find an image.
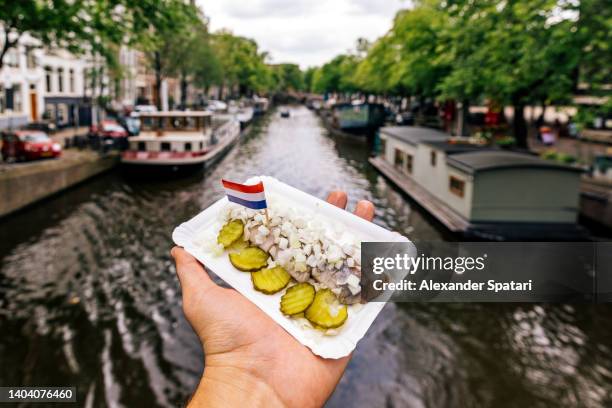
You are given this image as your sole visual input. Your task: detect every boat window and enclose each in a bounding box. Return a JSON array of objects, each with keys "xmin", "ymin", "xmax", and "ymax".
[
  {"xmin": 185, "ymin": 142, "xmax": 192, "ymax": 151},
  {"xmin": 199, "ymin": 142, "xmax": 203, "ymax": 150},
  {"xmin": 449, "ymin": 176, "xmax": 465, "ymax": 197},
  {"xmin": 137, "ymin": 141, "xmax": 145, "ymax": 151},
  {"xmin": 430, "ymin": 151, "xmax": 437, "ymax": 166},
  {"xmin": 405, "ymin": 154, "xmax": 413, "ymax": 174},
  {"xmin": 161, "ymin": 142, "xmax": 171, "ymax": 151},
  {"xmin": 379, "ymin": 138, "xmax": 386, "ymax": 156},
  {"xmin": 394, "ymin": 148, "xmax": 404, "ymax": 168}
]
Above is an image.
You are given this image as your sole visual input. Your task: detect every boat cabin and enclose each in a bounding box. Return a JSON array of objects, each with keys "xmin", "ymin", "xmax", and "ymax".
[
  {"xmin": 128, "ymin": 111, "xmax": 213, "ymax": 154},
  {"xmin": 376, "ymin": 126, "xmax": 583, "ymax": 237}
]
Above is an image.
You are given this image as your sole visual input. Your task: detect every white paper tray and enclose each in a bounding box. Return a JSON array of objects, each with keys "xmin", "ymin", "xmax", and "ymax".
[{"xmin": 172, "ymin": 176, "xmax": 413, "ymax": 359}]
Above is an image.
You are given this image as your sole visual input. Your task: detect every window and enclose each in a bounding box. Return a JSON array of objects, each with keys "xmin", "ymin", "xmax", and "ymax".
[
  {"xmin": 160, "ymin": 142, "xmax": 171, "ymax": 151},
  {"xmin": 25, "ymin": 47, "xmax": 36, "ymax": 69},
  {"xmin": 185, "ymin": 142, "xmax": 192, "ymax": 151},
  {"xmin": 57, "ymin": 68, "xmax": 64, "ymax": 92},
  {"xmin": 45, "ymin": 67, "xmax": 53, "ymax": 92},
  {"xmin": 11, "ymin": 85, "xmax": 22, "ymax": 112},
  {"xmin": 6, "ymin": 49, "xmax": 19, "ymax": 67},
  {"xmin": 430, "ymin": 151, "xmax": 437, "ymax": 166},
  {"xmin": 449, "ymin": 176, "xmax": 465, "ymax": 197},
  {"xmin": 138, "ymin": 142, "xmax": 146, "ymax": 151},
  {"xmin": 379, "ymin": 137, "xmax": 386, "ymax": 156},
  {"xmin": 69, "ymin": 69, "xmax": 75, "ymax": 93},
  {"xmin": 394, "ymin": 148, "xmax": 404, "ymax": 168},
  {"xmin": 199, "ymin": 142, "xmax": 203, "ymax": 150},
  {"xmin": 405, "ymin": 154, "xmax": 413, "ymax": 174},
  {"xmin": 0, "ymin": 85, "xmax": 5, "ymax": 113}
]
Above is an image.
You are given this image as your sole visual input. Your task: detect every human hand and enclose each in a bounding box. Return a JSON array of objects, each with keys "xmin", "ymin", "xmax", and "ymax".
[{"xmin": 171, "ymin": 191, "xmax": 375, "ymax": 407}]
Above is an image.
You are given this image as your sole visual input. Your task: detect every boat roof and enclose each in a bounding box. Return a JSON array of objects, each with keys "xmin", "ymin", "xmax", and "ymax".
[
  {"xmin": 380, "ymin": 126, "xmax": 448, "ymax": 146},
  {"xmin": 447, "ymin": 151, "xmax": 583, "ymax": 174},
  {"xmin": 129, "ymin": 133, "xmax": 207, "ymax": 142},
  {"xmin": 423, "ymin": 141, "xmax": 493, "ymax": 155},
  {"xmin": 137, "ymin": 111, "xmax": 212, "ymax": 118}
]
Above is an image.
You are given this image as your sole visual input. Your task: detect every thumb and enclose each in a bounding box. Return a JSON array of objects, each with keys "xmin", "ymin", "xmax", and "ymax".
[{"xmin": 171, "ymin": 246, "xmax": 218, "ymax": 295}]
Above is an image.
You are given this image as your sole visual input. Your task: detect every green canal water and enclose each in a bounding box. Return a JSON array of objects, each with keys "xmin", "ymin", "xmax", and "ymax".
[{"xmin": 1, "ymin": 106, "xmax": 611, "ymax": 407}]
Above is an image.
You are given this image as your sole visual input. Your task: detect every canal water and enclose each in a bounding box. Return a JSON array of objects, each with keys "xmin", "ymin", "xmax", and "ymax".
[{"xmin": 1, "ymin": 106, "xmax": 611, "ymax": 407}]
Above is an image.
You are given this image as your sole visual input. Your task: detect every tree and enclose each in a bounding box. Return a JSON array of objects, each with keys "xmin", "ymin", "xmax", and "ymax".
[
  {"xmin": 211, "ymin": 31, "xmax": 274, "ymax": 98},
  {"xmin": 438, "ymin": 0, "xmax": 583, "ymax": 147},
  {"xmin": 134, "ymin": 1, "xmax": 202, "ymax": 109}
]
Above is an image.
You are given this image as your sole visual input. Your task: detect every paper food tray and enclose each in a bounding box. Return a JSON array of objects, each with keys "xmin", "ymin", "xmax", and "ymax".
[{"xmin": 172, "ymin": 176, "xmax": 413, "ymax": 359}]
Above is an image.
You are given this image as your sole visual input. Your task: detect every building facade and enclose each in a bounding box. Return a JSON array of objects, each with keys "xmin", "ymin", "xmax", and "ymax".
[{"xmin": 0, "ymin": 31, "xmax": 111, "ymax": 130}]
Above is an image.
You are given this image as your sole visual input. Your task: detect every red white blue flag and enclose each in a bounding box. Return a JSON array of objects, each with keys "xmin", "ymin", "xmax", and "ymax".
[{"xmin": 221, "ymin": 179, "xmax": 267, "ymax": 210}]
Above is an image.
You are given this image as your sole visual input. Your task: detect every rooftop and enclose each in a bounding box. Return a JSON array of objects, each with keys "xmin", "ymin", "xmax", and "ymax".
[
  {"xmin": 380, "ymin": 126, "xmax": 448, "ymax": 145},
  {"xmin": 447, "ymin": 151, "xmax": 583, "ymax": 174},
  {"xmin": 423, "ymin": 140, "xmax": 493, "ymax": 155},
  {"xmin": 136, "ymin": 111, "xmax": 212, "ymax": 118}
]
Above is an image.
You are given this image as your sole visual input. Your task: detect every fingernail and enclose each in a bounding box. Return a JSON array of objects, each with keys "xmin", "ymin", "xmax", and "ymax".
[
  {"xmin": 354, "ymin": 200, "xmax": 375, "ymax": 221},
  {"xmin": 327, "ymin": 191, "xmax": 347, "ymax": 209}
]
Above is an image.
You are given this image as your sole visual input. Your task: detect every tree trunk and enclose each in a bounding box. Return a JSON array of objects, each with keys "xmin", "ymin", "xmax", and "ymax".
[
  {"xmin": 513, "ymin": 101, "xmax": 528, "ymax": 149},
  {"xmin": 154, "ymin": 52, "xmax": 162, "ymax": 110},
  {"xmin": 180, "ymin": 74, "xmax": 188, "ymax": 109},
  {"xmin": 456, "ymin": 99, "xmax": 470, "ymax": 137}
]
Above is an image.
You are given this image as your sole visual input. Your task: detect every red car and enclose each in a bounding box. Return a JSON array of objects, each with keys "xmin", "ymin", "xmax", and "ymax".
[
  {"xmin": 89, "ymin": 120, "xmax": 129, "ymax": 150},
  {"xmin": 89, "ymin": 120, "xmax": 129, "ymax": 139},
  {"xmin": 1, "ymin": 130, "xmax": 62, "ymax": 162}
]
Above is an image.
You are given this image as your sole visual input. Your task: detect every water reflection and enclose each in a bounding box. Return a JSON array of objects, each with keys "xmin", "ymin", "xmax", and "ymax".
[{"xmin": 0, "ymin": 106, "xmax": 611, "ymax": 407}]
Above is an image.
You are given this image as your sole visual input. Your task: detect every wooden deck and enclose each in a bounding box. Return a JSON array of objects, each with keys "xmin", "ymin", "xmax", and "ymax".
[{"xmin": 368, "ymin": 156, "xmax": 470, "ymax": 233}]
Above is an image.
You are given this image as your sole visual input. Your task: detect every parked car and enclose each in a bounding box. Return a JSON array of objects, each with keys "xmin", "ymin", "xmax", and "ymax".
[
  {"xmin": 89, "ymin": 120, "xmax": 129, "ymax": 150},
  {"xmin": 1, "ymin": 130, "xmax": 61, "ymax": 162},
  {"xmin": 134, "ymin": 104, "xmax": 158, "ymax": 113},
  {"xmin": 206, "ymin": 100, "xmax": 228, "ymax": 112},
  {"xmin": 22, "ymin": 120, "xmax": 57, "ymax": 134},
  {"xmin": 119, "ymin": 115, "xmax": 141, "ymax": 136},
  {"xmin": 395, "ymin": 111, "xmax": 415, "ymax": 126},
  {"xmin": 280, "ymin": 109, "xmax": 290, "ymax": 118}
]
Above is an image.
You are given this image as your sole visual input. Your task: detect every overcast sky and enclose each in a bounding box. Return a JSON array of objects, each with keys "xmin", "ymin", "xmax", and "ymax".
[{"xmin": 197, "ymin": 0, "xmax": 409, "ymax": 68}]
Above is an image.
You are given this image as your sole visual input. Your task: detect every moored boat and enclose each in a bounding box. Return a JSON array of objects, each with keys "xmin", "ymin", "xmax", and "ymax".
[
  {"xmin": 121, "ymin": 111, "xmax": 240, "ymax": 173},
  {"xmin": 370, "ymin": 126, "xmax": 586, "ymax": 240}
]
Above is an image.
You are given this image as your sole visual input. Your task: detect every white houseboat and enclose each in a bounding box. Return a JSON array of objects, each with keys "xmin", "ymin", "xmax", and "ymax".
[
  {"xmin": 370, "ymin": 126, "xmax": 585, "ymax": 240},
  {"xmin": 121, "ymin": 111, "xmax": 240, "ymax": 172}
]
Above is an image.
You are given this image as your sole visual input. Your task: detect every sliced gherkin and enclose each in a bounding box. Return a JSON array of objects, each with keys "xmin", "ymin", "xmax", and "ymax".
[
  {"xmin": 280, "ymin": 283, "xmax": 315, "ymax": 316},
  {"xmin": 217, "ymin": 219, "xmax": 244, "ymax": 248},
  {"xmin": 305, "ymin": 289, "xmax": 348, "ymax": 329},
  {"xmin": 228, "ymin": 246, "xmax": 269, "ymax": 271},
  {"xmin": 251, "ymin": 266, "xmax": 291, "ymax": 294}
]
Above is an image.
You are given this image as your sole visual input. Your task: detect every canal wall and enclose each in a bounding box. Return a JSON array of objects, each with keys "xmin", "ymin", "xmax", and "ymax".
[{"xmin": 0, "ymin": 151, "xmax": 119, "ymax": 218}]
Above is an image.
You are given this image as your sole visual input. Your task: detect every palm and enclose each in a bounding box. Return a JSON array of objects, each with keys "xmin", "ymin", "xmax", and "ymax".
[
  {"xmin": 184, "ymin": 282, "xmax": 349, "ymax": 407},
  {"xmin": 173, "ymin": 191, "xmax": 374, "ymax": 407}
]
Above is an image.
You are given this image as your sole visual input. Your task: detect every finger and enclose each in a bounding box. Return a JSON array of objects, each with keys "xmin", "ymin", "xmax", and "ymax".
[
  {"xmin": 171, "ymin": 246, "xmax": 217, "ymax": 293},
  {"xmin": 327, "ymin": 191, "xmax": 347, "ymax": 209},
  {"xmin": 353, "ymin": 200, "xmax": 375, "ymax": 222}
]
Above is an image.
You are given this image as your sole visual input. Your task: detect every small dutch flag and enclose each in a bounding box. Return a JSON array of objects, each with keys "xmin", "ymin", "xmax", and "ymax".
[{"xmin": 221, "ymin": 179, "xmax": 267, "ymax": 210}]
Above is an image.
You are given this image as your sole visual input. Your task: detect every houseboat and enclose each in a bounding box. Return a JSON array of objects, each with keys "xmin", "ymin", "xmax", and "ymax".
[
  {"xmin": 253, "ymin": 97, "xmax": 270, "ymax": 116},
  {"xmin": 121, "ymin": 111, "xmax": 241, "ymax": 172},
  {"xmin": 331, "ymin": 101, "xmax": 386, "ymax": 136},
  {"xmin": 370, "ymin": 126, "xmax": 585, "ymax": 240}
]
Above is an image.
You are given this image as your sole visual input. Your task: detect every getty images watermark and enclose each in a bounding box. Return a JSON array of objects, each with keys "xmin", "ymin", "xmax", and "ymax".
[{"xmin": 360, "ymin": 241, "xmax": 612, "ymax": 302}]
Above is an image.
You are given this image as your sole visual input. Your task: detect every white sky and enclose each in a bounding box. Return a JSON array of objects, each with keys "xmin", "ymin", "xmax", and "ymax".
[{"xmin": 197, "ymin": 0, "xmax": 409, "ymax": 68}]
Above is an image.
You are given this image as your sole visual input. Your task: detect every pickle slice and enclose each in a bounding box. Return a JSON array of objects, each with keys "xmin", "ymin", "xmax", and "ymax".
[
  {"xmin": 280, "ymin": 283, "xmax": 315, "ymax": 316},
  {"xmin": 227, "ymin": 238, "xmax": 248, "ymax": 252},
  {"xmin": 305, "ymin": 289, "xmax": 348, "ymax": 329},
  {"xmin": 217, "ymin": 220, "xmax": 244, "ymax": 248},
  {"xmin": 229, "ymin": 247, "xmax": 269, "ymax": 271},
  {"xmin": 251, "ymin": 266, "xmax": 291, "ymax": 294}
]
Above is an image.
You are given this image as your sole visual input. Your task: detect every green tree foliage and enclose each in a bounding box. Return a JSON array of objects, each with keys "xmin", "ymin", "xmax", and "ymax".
[
  {"xmin": 317, "ymin": 0, "xmax": 610, "ymax": 147},
  {"xmin": 311, "ymin": 54, "xmax": 360, "ymax": 94},
  {"xmin": 211, "ymin": 30, "xmax": 274, "ymax": 97},
  {"xmin": 271, "ymin": 63, "xmax": 304, "ymax": 92}
]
